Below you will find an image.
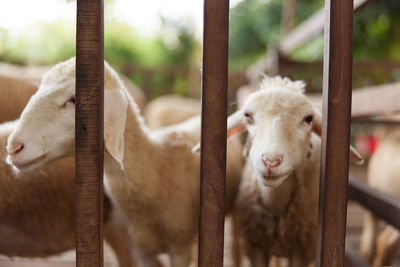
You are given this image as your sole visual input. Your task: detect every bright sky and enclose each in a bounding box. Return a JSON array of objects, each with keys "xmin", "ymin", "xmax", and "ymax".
[{"xmin": 0, "ymin": 0, "xmax": 243, "ymax": 36}]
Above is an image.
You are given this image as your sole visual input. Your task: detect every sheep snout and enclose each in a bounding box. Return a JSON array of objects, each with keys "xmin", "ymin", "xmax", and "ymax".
[
  {"xmin": 261, "ymin": 154, "xmax": 283, "ymax": 169},
  {"xmin": 6, "ymin": 142, "xmax": 24, "ymax": 156},
  {"xmin": 6, "ymin": 137, "xmax": 48, "ymax": 172}
]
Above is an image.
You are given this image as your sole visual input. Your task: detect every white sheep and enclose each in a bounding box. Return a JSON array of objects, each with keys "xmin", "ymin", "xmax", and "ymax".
[
  {"xmin": 6, "ymin": 58, "xmax": 242, "ymax": 267},
  {"xmin": 144, "ymin": 95, "xmax": 201, "ymax": 130},
  {"xmin": 0, "ymin": 120, "xmax": 134, "ymax": 267},
  {"xmin": 224, "ymin": 76, "xmax": 363, "ymax": 266},
  {"xmin": 0, "ymin": 61, "xmax": 146, "ymax": 123},
  {"xmin": 359, "ymin": 129, "xmax": 400, "ymax": 266},
  {"xmin": 145, "ymin": 97, "xmax": 244, "ymax": 267}
]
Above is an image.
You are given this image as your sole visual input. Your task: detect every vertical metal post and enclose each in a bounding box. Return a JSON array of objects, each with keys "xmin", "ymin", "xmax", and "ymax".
[
  {"xmin": 316, "ymin": 0, "xmax": 353, "ymax": 266},
  {"xmin": 75, "ymin": 0, "xmax": 104, "ymax": 266},
  {"xmin": 198, "ymin": 0, "xmax": 229, "ymax": 266}
]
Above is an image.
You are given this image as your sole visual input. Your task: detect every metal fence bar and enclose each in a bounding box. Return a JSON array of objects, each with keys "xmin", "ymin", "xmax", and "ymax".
[
  {"xmin": 75, "ymin": 0, "xmax": 104, "ymax": 266},
  {"xmin": 198, "ymin": 0, "xmax": 229, "ymax": 266},
  {"xmin": 348, "ymin": 178, "xmax": 400, "ymax": 230},
  {"xmin": 316, "ymin": 0, "xmax": 354, "ymax": 266}
]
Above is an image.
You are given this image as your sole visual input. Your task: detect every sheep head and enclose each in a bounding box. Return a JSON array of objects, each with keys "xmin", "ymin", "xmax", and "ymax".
[
  {"xmin": 6, "ymin": 58, "xmax": 128, "ymax": 172},
  {"xmin": 227, "ymin": 76, "xmax": 363, "ymax": 187}
]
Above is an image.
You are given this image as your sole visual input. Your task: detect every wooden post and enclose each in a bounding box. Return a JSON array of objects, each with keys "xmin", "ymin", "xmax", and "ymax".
[
  {"xmin": 75, "ymin": 0, "xmax": 104, "ymax": 266},
  {"xmin": 281, "ymin": 0, "xmax": 297, "ymax": 36},
  {"xmin": 198, "ymin": 0, "xmax": 229, "ymax": 266},
  {"xmin": 316, "ymin": 0, "xmax": 353, "ymax": 266}
]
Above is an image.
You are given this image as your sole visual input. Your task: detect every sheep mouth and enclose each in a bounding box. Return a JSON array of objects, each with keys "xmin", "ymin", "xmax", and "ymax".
[
  {"xmin": 8, "ymin": 154, "xmax": 47, "ymax": 171},
  {"xmin": 262, "ymin": 171, "xmax": 290, "ymax": 181}
]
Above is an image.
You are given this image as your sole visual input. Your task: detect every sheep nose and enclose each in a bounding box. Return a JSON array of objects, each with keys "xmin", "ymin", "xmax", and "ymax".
[
  {"xmin": 7, "ymin": 142, "xmax": 24, "ymax": 156},
  {"xmin": 262, "ymin": 154, "xmax": 283, "ymax": 169}
]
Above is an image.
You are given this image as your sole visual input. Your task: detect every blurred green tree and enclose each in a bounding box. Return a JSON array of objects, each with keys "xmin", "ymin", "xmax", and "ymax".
[
  {"xmin": 229, "ymin": 0, "xmax": 400, "ymax": 69},
  {"xmin": 155, "ymin": 17, "xmax": 198, "ymax": 66},
  {"xmin": 229, "ymin": 0, "xmax": 322, "ymax": 69},
  {"xmin": 353, "ymin": 0, "xmax": 400, "ymax": 60},
  {"xmin": 1, "ymin": 0, "xmax": 399, "ymax": 95},
  {"xmin": 229, "ymin": 0, "xmax": 282, "ymax": 70}
]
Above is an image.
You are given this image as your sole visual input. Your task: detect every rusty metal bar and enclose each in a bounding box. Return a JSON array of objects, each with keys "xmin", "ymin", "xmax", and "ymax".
[
  {"xmin": 75, "ymin": 0, "xmax": 104, "ymax": 266},
  {"xmin": 198, "ymin": 0, "xmax": 229, "ymax": 266},
  {"xmin": 348, "ymin": 178, "xmax": 400, "ymax": 230},
  {"xmin": 316, "ymin": 0, "xmax": 354, "ymax": 266}
]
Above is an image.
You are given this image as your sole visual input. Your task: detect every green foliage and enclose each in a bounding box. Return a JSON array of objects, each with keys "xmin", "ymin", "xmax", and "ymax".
[
  {"xmin": 104, "ymin": 21, "xmax": 159, "ymax": 68},
  {"xmin": 290, "ymin": 0, "xmax": 400, "ymax": 61},
  {"xmin": 0, "ymin": 18, "xmax": 198, "ymax": 67},
  {"xmin": 103, "ymin": 19, "xmax": 198, "ymax": 97},
  {"xmin": 291, "ymin": 34, "xmax": 324, "ymax": 61},
  {"xmin": 294, "ymin": 0, "xmax": 323, "ymax": 24},
  {"xmin": 228, "ymin": 0, "xmax": 324, "ymax": 70},
  {"xmin": 1, "ymin": 0, "xmax": 399, "ymax": 95},
  {"xmin": 229, "ymin": 0, "xmax": 282, "ymax": 70},
  {"xmin": 105, "ymin": 18, "xmax": 197, "ymax": 69},
  {"xmin": 229, "ymin": 0, "xmax": 400, "ymax": 68},
  {"xmin": 0, "ymin": 17, "xmax": 198, "ymax": 97},
  {"xmin": 0, "ymin": 21, "xmax": 75, "ymax": 65},
  {"xmin": 155, "ymin": 17, "xmax": 198, "ymax": 66},
  {"xmin": 353, "ymin": 0, "xmax": 400, "ymax": 60}
]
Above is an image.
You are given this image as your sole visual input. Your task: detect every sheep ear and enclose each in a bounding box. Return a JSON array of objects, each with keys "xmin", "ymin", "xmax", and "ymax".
[
  {"xmin": 349, "ymin": 146, "xmax": 364, "ymax": 165},
  {"xmin": 227, "ymin": 110, "xmax": 246, "ymax": 139},
  {"xmin": 312, "ymin": 108, "xmax": 323, "ymax": 136},
  {"xmin": 104, "ymin": 89, "xmax": 128, "ymax": 169},
  {"xmin": 191, "ymin": 110, "xmax": 246, "ymax": 153},
  {"xmin": 312, "ymin": 108, "xmax": 364, "ymax": 165}
]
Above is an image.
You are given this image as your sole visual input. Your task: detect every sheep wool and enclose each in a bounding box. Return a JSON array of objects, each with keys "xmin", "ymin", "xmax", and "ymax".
[
  {"xmin": 5, "ymin": 58, "xmax": 243, "ymax": 267},
  {"xmin": 232, "ymin": 75, "xmax": 321, "ymax": 266},
  {"xmin": 0, "ymin": 121, "xmax": 134, "ymax": 267}
]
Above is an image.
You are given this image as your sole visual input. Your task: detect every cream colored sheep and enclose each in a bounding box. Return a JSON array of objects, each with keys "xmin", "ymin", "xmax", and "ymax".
[
  {"xmin": 146, "ymin": 98, "xmax": 243, "ymax": 267},
  {"xmin": 0, "ymin": 120, "xmax": 134, "ymax": 267},
  {"xmin": 359, "ymin": 129, "xmax": 400, "ymax": 266},
  {"xmin": 225, "ymin": 76, "xmax": 363, "ymax": 267},
  {"xmin": 0, "ymin": 62, "xmax": 146, "ymax": 123},
  {"xmin": 0, "ymin": 64, "xmax": 41, "ymax": 122},
  {"xmin": 0, "ymin": 62, "xmax": 146, "ymax": 266},
  {"xmin": 6, "ymin": 58, "xmax": 242, "ymax": 267},
  {"xmin": 144, "ymin": 95, "xmax": 201, "ymax": 130},
  {"xmin": 145, "ymin": 99, "xmax": 243, "ymax": 212},
  {"xmin": 120, "ymin": 74, "xmax": 147, "ymax": 114},
  {"xmin": 144, "ymin": 97, "xmax": 243, "ymax": 209}
]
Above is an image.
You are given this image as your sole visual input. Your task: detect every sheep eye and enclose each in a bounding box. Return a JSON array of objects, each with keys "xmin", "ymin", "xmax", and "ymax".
[
  {"xmin": 63, "ymin": 96, "xmax": 75, "ymax": 108},
  {"xmin": 304, "ymin": 115, "xmax": 313, "ymax": 124},
  {"xmin": 244, "ymin": 112, "xmax": 254, "ymax": 124}
]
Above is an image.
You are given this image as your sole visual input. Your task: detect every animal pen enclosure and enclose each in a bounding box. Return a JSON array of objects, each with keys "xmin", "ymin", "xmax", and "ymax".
[
  {"xmin": 72, "ymin": 0, "xmax": 400, "ymax": 266},
  {"xmin": 75, "ymin": 0, "xmax": 348, "ymax": 266},
  {"xmin": 1, "ymin": 0, "xmax": 399, "ymax": 267}
]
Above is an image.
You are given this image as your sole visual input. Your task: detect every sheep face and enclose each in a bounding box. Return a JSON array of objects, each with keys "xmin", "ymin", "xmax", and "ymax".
[
  {"xmin": 6, "ymin": 58, "xmax": 127, "ymax": 173},
  {"xmin": 6, "ymin": 59, "xmax": 76, "ymax": 172},
  {"xmin": 240, "ymin": 88, "xmax": 317, "ymax": 188}
]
